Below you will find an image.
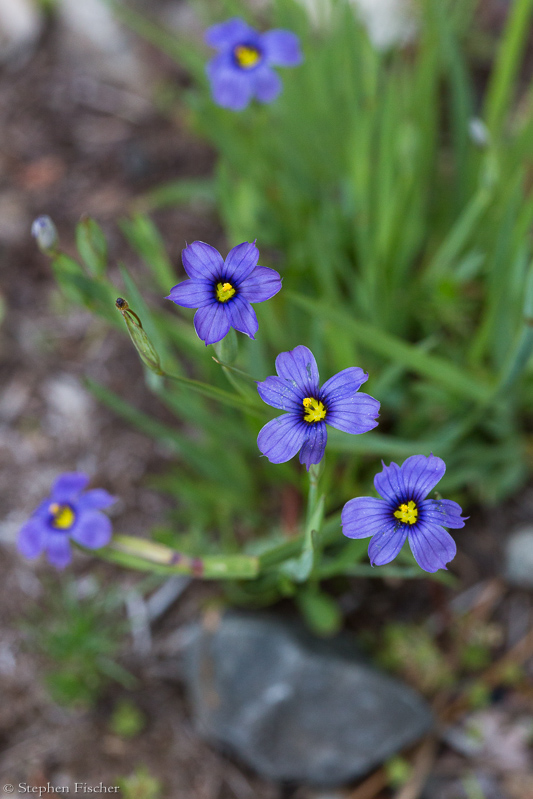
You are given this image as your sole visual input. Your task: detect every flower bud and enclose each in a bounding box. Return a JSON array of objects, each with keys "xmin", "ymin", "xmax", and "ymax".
[
  {"xmin": 116, "ymin": 298, "xmax": 163, "ymax": 375},
  {"xmin": 31, "ymin": 215, "xmax": 58, "ymax": 253}
]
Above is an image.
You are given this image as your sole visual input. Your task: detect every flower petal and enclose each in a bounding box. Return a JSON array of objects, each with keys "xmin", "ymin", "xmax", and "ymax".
[
  {"xmin": 239, "ymin": 266, "xmax": 282, "ymax": 303},
  {"xmin": 368, "ymin": 525, "xmax": 408, "ymax": 566},
  {"xmin": 205, "ymin": 18, "xmax": 255, "ymax": 49},
  {"xmin": 194, "ymin": 303, "xmax": 230, "ymax": 346},
  {"xmin": 299, "ymin": 422, "xmax": 327, "ymax": 470},
  {"xmin": 32, "ymin": 498, "xmax": 54, "ymax": 521},
  {"xmin": 167, "ymin": 279, "xmax": 214, "ymax": 309},
  {"xmin": 225, "ymin": 295, "xmax": 258, "ymax": 339},
  {"xmin": 78, "ymin": 489, "xmax": 116, "ymax": 512},
  {"xmin": 275, "ymin": 345, "xmax": 320, "ymax": 396},
  {"xmin": 408, "ymin": 521, "xmax": 457, "ymax": 573},
  {"xmin": 17, "ymin": 518, "xmax": 46, "ymax": 559},
  {"xmin": 262, "ymin": 29, "xmax": 303, "ymax": 66},
  {"xmin": 72, "ymin": 511, "xmax": 112, "ymax": 549},
  {"xmin": 341, "ymin": 497, "xmax": 392, "ymax": 539},
  {"xmin": 252, "ymin": 66, "xmax": 283, "ymax": 103},
  {"xmin": 374, "ymin": 460, "xmax": 405, "ymax": 505},
  {"xmin": 182, "ymin": 241, "xmax": 224, "ymax": 281},
  {"xmin": 257, "ymin": 414, "xmax": 306, "ymax": 464},
  {"xmin": 46, "ymin": 534, "xmax": 72, "ymax": 569},
  {"xmin": 224, "ymin": 241, "xmax": 259, "ymax": 283},
  {"xmin": 400, "ymin": 454, "xmax": 446, "ymax": 503},
  {"xmin": 420, "ymin": 499, "xmax": 466, "ymax": 530},
  {"xmin": 257, "ymin": 375, "xmax": 302, "ymax": 412},
  {"xmin": 51, "ymin": 473, "xmax": 89, "ymax": 502},
  {"xmin": 207, "ymin": 55, "xmax": 254, "ymax": 111},
  {"xmin": 321, "ymin": 367, "xmax": 369, "ymax": 402},
  {"xmin": 326, "ymin": 392, "xmax": 380, "ymax": 435}
]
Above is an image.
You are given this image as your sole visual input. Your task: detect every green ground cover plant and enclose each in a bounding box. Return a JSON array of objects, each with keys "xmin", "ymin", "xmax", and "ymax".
[{"xmin": 25, "ymin": 0, "xmax": 533, "ymax": 628}]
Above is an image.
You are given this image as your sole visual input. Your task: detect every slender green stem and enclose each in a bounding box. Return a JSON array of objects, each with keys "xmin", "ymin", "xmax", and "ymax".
[
  {"xmin": 496, "ymin": 325, "xmax": 533, "ymax": 395},
  {"xmin": 163, "ymin": 370, "xmax": 265, "ymax": 417},
  {"xmin": 484, "ymin": 0, "xmax": 533, "ymax": 135},
  {"xmin": 257, "ymin": 511, "xmax": 342, "ymax": 572},
  {"xmin": 305, "ymin": 463, "xmax": 321, "ymax": 539},
  {"xmin": 494, "ymin": 260, "xmax": 533, "ymax": 393},
  {"xmin": 211, "ymin": 357, "xmax": 259, "ymax": 384},
  {"xmin": 306, "ymin": 465, "xmax": 318, "ymax": 528},
  {"xmin": 117, "ymin": 298, "xmax": 265, "ymax": 416},
  {"xmin": 94, "ymin": 535, "xmax": 259, "ymax": 580}
]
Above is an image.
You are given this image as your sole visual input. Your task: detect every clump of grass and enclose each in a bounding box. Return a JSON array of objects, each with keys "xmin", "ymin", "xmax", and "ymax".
[{"xmin": 23, "ymin": 578, "xmax": 135, "ymax": 708}]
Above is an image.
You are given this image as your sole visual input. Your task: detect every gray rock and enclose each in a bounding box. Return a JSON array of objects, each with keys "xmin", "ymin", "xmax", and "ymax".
[
  {"xmin": 504, "ymin": 526, "xmax": 533, "ymax": 589},
  {"xmin": 183, "ymin": 613, "xmax": 433, "ymax": 786},
  {"xmin": 57, "ymin": 0, "xmax": 149, "ymax": 91}
]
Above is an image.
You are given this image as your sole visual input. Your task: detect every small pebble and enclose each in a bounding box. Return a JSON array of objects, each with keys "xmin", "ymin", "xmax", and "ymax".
[{"xmin": 504, "ymin": 526, "xmax": 533, "ymax": 589}]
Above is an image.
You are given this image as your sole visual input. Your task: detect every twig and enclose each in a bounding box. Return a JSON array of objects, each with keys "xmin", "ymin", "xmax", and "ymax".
[
  {"xmin": 392, "ymin": 737, "xmax": 438, "ymax": 799},
  {"xmin": 346, "ymin": 768, "xmax": 388, "ymax": 799}
]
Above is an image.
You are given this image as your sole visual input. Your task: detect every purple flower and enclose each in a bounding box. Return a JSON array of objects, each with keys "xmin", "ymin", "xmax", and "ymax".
[
  {"xmin": 17, "ymin": 473, "xmax": 115, "ymax": 569},
  {"xmin": 341, "ymin": 455, "xmax": 466, "ymax": 573},
  {"xmin": 167, "ymin": 240, "xmax": 282, "ymax": 346},
  {"xmin": 205, "ymin": 17, "xmax": 303, "ymax": 111},
  {"xmin": 257, "ymin": 345, "xmax": 380, "ymax": 470}
]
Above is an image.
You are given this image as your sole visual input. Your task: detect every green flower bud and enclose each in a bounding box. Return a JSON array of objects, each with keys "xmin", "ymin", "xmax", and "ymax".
[{"xmin": 116, "ymin": 298, "xmax": 163, "ymax": 375}]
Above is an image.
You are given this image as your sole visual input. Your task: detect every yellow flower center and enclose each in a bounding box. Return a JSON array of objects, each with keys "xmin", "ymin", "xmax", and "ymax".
[
  {"xmin": 302, "ymin": 397, "xmax": 327, "ymax": 423},
  {"xmin": 49, "ymin": 502, "xmax": 76, "ymax": 530},
  {"xmin": 234, "ymin": 44, "xmax": 261, "ymax": 69},
  {"xmin": 216, "ymin": 282, "xmax": 236, "ymax": 303},
  {"xmin": 393, "ymin": 500, "xmax": 418, "ymax": 525}
]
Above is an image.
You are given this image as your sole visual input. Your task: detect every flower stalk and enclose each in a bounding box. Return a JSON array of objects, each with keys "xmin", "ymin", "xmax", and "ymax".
[{"xmin": 100, "ymin": 535, "xmax": 260, "ymax": 580}]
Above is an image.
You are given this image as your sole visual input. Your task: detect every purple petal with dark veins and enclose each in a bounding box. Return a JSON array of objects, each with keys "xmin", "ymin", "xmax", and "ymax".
[
  {"xmin": 299, "ymin": 421, "xmax": 327, "ymax": 470},
  {"xmin": 224, "ymin": 241, "xmax": 259, "ymax": 283},
  {"xmin": 225, "ymin": 295, "xmax": 258, "ymax": 339},
  {"xmin": 420, "ymin": 499, "xmax": 466, "ymax": 529},
  {"xmin": 321, "ymin": 367, "xmax": 368, "ymax": 402},
  {"xmin": 400, "ymin": 454, "xmax": 446, "ymax": 503},
  {"xmin": 341, "ymin": 497, "xmax": 392, "ymax": 539},
  {"xmin": 326, "ymin": 392, "xmax": 380, "ymax": 435},
  {"xmin": 257, "ymin": 413, "xmax": 306, "ymax": 464},
  {"xmin": 257, "ymin": 375, "xmax": 302, "ymax": 412},
  {"xmin": 408, "ymin": 520, "xmax": 457, "ymax": 572},
  {"xmin": 239, "ymin": 266, "xmax": 282, "ymax": 303},
  {"xmin": 275, "ymin": 345, "xmax": 319, "ymax": 396},
  {"xmin": 194, "ymin": 303, "xmax": 230, "ymax": 346},
  {"xmin": 374, "ymin": 460, "xmax": 405, "ymax": 506},
  {"xmin": 182, "ymin": 241, "xmax": 224, "ymax": 281},
  {"xmin": 167, "ymin": 279, "xmax": 214, "ymax": 309},
  {"xmin": 368, "ymin": 525, "xmax": 408, "ymax": 566}
]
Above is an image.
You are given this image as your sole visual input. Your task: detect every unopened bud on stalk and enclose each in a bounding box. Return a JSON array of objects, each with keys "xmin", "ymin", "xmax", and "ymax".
[
  {"xmin": 115, "ymin": 297, "xmax": 163, "ymax": 375},
  {"xmin": 31, "ymin": 215, "xmax": 58, "ymax": 253}
]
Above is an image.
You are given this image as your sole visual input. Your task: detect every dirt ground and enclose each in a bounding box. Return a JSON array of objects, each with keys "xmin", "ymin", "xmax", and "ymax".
[{"xmin": 1, "ymin": 3, "xmax": 533, "ymax": 798}]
